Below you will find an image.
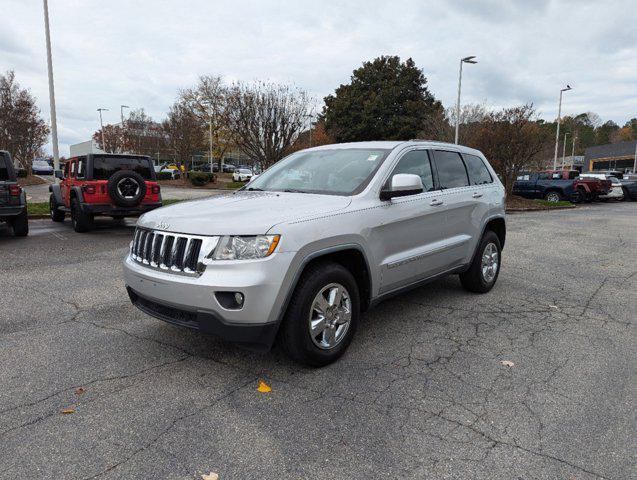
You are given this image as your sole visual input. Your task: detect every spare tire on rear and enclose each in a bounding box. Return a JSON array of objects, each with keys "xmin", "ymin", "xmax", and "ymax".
[{"xmin": 107, "ymin": 170, "xmax": 147, "ymax": 207}]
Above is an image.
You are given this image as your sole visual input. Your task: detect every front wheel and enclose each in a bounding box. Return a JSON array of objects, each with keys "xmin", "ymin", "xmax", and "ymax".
[
  {"xmin": 460, "ymin": 231, "xmax": 501, "ymax": 293},
  {"xmin": 278, "ymin": 261, "xmax": 360, "ymax": 367},
  {"xmin": 544, "ymin": 191, "xmax": 562, "ymax": 203},
  {"xmin": 50, "ymin": 194, "xmax": 65, "ymax": 222}
]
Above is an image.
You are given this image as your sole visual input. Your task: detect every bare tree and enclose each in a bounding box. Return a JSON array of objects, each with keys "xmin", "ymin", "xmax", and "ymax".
[
  {"xmin": 162, "ymin": 100, "xmax": 205, "ymax": 176},
  {"xmin": 92, "ymin": 124, "xmax": 126, "ymax": 153},
  {"xmin": 471, "ymin": 104, "xmax": 548, "ymax": 195},
  {"xmin": 420, "ymin": 103, "xmax": 488, "ymax": 144},
  {"xmin": 0, "ymin": 71, "xmax": 50, "ymax": 173},
  {"xmin": 181, "ymin": 76, "xmax": 234, "ymax": 170},
  {"xmin": 228, "ymin": 82, "xmax": 311, "ymax": 168},
  {"xmin": 123, "ymin": 109, "xmax": 167, "ymax": 157}
]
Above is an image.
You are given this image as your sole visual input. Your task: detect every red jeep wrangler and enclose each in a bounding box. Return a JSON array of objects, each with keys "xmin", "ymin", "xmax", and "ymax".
[
  {"xmin": 49, "ymin": 154, "xmax": 162, "ymax": 232},
  {"xmin": 546, "ymin": 170, "xmax": 612, "ymax": 203}
]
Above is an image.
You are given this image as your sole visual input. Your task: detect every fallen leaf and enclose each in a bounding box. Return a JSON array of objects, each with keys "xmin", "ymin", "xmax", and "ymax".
[
  {"xmin": 500, "ymin": 360, "xmax": 515, "ymax": 368},
  {"xmin": 75, "ymin": 387, "xmax": 85, "ymax": 395},
  {"xmin": 549, "ymin": 305, "xmax": 559, "ymax": 309},
  {"xmin": 60, "ymin": 408, "xmax": 75, "ymax": 415},
  {"xmin": 257, "ymin": 380, "xmax": 272, "ymax": 393},
  {"xmin": 201, "ymin": 472, "xmax": 219, "ymax": 480}
]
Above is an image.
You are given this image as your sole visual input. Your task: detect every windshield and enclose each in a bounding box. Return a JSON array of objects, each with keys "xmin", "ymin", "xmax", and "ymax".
[
  {"xmin": 245, "ymin": 148, "xmax": 390, "ymax": 195},
  {"xmin": 0, "ymin": 154, "xmax": 10, "ymax": 181},
  {"xmin": 239, "ymin": 169, "xmax": 251, "ymax": 174},
  {"xmin": 92, "ymin": 155, "xmax": 154, "ymax": 180}
]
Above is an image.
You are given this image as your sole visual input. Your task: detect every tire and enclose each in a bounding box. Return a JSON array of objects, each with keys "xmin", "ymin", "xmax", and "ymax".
[
  {"xmin": 278, "ymin": 261, "xmax": 360, "ymax": 367},
  {"xmin": 572, "ymin": 189, "xmax": 585, "ymax": 203},
  {"xmin": 50, "ymin": 194, "xmax": 65, "ymax": 222},
  {"xmin": 11, "ymin": 209, "xmax": 28, "ymax": 237},
  {"xmin": 459, "ymin": 230, "xmax": 501, "ymax": 294},
  {"xmin": 71, "ymin": 197, "xmax": 93, "ymax": 233},
  {"xmin": 107, "ymin": 170, "xmax": 147, "ymax": 208},
  {"xmin": 544, "ymin": 191, "xmax": 562, "ymax": 203},
  {"xmin": 622, "ymin": 188, "xmax": 631, "ymax": 201}
]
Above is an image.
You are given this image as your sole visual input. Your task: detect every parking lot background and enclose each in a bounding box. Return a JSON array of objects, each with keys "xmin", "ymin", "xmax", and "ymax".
[{"xmin": 0, "ymin": 203, "xmax": 635, "ymax": 479}]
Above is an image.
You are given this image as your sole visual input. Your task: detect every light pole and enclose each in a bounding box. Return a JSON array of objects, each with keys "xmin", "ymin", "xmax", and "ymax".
[
  {"xmin": 552, "ymin": 85, "xmax": 572, "ymax": 170},
  {"xmin": 120, "ymin": 105, "xmax": 129, "ymax": 126},
  {"xmin": 42, "ymin": 0, "xmax": 60, "ymax": 178},
  {"xmin": 209, "ymin": 118, "xmax": 214, "ymax": 173},
  {"xmin": 97, "ymin": 108, "xmax": 108, "ymax": 151},
  {"xmin": 561, "ymin": 132, "xmax": 570, "ymax": 169},
  {"xmin": 571, "ymin": 134, "xmax": 577, "ymax": 168},
  {"xmin": 455, "ymin": 56, "xmax": 477, "ymax": 145},
  {"xmin": 305, "ymin": 113, "xmax": 314, "ymax": 147}
]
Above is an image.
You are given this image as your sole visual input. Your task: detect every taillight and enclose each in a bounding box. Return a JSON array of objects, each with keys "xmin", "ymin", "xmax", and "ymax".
[
  {"xmin": 9, "ymin": 185, "xmax": 21, "ymax": 196},
  {"xmin": 151, "ymin": 185, "xmax": 160, "ymax": 194},
  {"xmin": 82, "ymin": 184, "xmax": 96, "ymax": 194}
]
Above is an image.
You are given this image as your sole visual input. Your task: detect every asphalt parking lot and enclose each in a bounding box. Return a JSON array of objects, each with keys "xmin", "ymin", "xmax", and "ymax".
[{"xmin": 0, "ymin": 203, "xmax": 635, "ymax": 480}]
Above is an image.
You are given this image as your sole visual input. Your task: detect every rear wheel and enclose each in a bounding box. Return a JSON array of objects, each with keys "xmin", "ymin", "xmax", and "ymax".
[
  {"xmin": 460, "ymin": 231, "xmax": 501, "ymax": 293},
  {"xmin": 71, "ymin": 197, "xmax": 93, "ymax": 232},
  {"xmin": 544, "ymin": 191, "xmax": 562, "ymax": 203},
  {"xmin": 279, "ymin": 261, "xmax": 359, "ymax": 367},
  {"xmin": 50, "ymin": 194, "xmax": 65, "ymax": 222},
  {"xmin": 11, "ymin": 209, "xmax": 28, "ymax": 237},
  {"xmin": 622, "ymin": 187, "xmax": 631, "ymax": 201}
]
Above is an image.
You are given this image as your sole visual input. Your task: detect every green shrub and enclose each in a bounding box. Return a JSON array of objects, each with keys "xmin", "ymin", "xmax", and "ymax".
[
  {"xmin": 156, "ymin": 171, "xmax": 174, "ymax": 181},
  {"xmin": 189, "ymin": 171, "xmax": 211, "ymax": 186}
]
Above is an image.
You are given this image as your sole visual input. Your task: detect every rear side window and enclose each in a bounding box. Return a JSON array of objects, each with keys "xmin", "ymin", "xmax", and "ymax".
[
  {"xmin": 388, "ymin": 150, "xmax": 435, "ymax": 191},
  {"xmin": 92, "ymin": 156, "xmax": 153, "ymax": 180},
  {"xmin": 433, "ymin": 151, "xmax": 469, "ymax": 189},
  {"xmin": 0, "ymin": 154, "xmax": 9, "ymax": 180},
  {"xmin": 463, "ymin": 154, "xmax": 493, "ymax": 185}
]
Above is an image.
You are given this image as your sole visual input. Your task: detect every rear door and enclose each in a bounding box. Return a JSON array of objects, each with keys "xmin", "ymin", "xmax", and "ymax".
[
  {"xmin": 371, "ymin": 148, "xmax": 449, "ymax": 294},
  {"xmin": 430, "ymin": 149, "xmax": 476, "ymax": 268}
]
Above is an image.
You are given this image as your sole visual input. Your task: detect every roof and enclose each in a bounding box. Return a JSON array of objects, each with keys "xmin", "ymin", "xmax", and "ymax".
[
  {"xmin": 308, "ymin": 140, "xmax": 483, "ymax": 155},
  {"xmin": 585, "ymin": 141, "xmax": 637, "ymax": 161}
]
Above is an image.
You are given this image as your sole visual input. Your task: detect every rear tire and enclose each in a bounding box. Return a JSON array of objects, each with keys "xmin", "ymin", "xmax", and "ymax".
[
  {"xmin": 279, "ymin": 261, "xmax": 360, "ymax": 367},
  {"xmin": 71, "ymin": 197, "xmax": 93, "ymax": 233},
  {"xmin": 622, "ymin": 188, "xmax": 631, "ymax": 201},
  {"xmin": 11, "ymin": 209, "xmax": 28, "ymax": 237},
  {"xmin": 50, "ymin": 194, "xmax": 65, "ymax": 222},
  {"xmin": 460, "ymin": 231, "xmax": 501, "ymax": 294}
]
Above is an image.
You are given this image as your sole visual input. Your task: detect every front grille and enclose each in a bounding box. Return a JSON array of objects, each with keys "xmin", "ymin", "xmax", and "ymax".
[{"xmin": 130, "ymin": 227, "xmax": 212, "ymax": 275}]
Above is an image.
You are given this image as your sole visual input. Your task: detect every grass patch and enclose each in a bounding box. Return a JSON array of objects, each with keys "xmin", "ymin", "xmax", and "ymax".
[
  {"xmin": 534, "ymin": 200, "xmax": 572, "ymax": 207},
  {"xmin": 28, "ymin": 199, "xmax": 186, "ymax": 217},
  {"xmin": 225, "ymin": 181, "xmax": 245, "ymax": 189}
]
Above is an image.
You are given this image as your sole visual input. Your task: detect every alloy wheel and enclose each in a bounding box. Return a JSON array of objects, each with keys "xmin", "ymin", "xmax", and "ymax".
[
  {"xmin": 308, "ymin": 283, "xmax": 352, "ymax": 350},
  {"xmin": 481, "ymin": 242, "xmax": 499, "ymax": 283}
]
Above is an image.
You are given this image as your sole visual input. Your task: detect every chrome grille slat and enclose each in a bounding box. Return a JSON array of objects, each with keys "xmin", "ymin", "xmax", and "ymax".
[{"xmin": 130, "ymin": 227, "xmax": 216, "ymax": 276}]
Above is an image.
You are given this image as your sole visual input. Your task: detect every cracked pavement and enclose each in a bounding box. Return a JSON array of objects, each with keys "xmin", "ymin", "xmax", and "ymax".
[{"xmin": 0, "ymin": 203, "xmax": 635, "ymax": 479}]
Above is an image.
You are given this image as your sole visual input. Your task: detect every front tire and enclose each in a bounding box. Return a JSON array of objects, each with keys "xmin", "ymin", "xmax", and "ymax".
[
  {"xmin": 50, "ymin": 194, "xmax": 65, "ymax": 222},
  {"xmin": 544, "ymin": 191, "xmax": 562, "ymax": 203},
  {"xmin": 460, "ymin": 231, "xmax": 501, "ymax": 293},
  {"xmin": 279, "ymin": 261, "xmax": 360, "ymax": 367},
  {"xmin": 11, "ymin": 209, "xmax": 29, "ymax": 237}
]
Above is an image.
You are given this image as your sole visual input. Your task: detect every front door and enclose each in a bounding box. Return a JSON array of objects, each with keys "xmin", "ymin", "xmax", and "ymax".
[{"xmin": 369, "ymin": 149, "xmax": 449, "ymax": 294}]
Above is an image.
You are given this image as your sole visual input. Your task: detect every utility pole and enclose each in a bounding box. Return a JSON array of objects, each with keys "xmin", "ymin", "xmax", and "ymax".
[
  {"xmin": 553, "ymin": 85, "xmax": 572, "ymax": 170},
  {"xmin": 97, "ymin": 108, "xmax": 108, "ymax": 151},
  {"xmin": 120, "ymin": 105, "xmax": 129, "ymax": 126},
  {"xmin": 42, "ymin": 0, "xmax": 60, "ymax": 178},
  {"xmin": 455, "ymin": 56, "xmax": 477, "ymax": 144},
  {"xmin": 209, "ymin": 118, "xmax": 214, "ymax": 173},
  {"xmin": 571, "ymin": 135, "xmax": 577, "ymax": 169},
  {"xmin": 561, "ymin": 132, "xmax": 570, "ymax": 169}
]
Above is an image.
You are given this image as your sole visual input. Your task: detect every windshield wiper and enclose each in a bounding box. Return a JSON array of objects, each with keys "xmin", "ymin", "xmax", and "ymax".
[
  {"xmin": 282, "ymin": 188, "xmax": 308, "ymax": 193},
  {"xmin": 245, "ymin": 187, "xmax": 263, "ymax": 191}
]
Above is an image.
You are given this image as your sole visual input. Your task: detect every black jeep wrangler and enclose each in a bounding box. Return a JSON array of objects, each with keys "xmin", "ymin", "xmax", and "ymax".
[{"xmin": 0, "ymin": 151, "xmax": 28, "ymax": 237}]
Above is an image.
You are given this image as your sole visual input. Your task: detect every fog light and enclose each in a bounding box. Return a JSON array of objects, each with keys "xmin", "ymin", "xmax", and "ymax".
[
  {"xmin": 234, "ymin": 292, "xmax": 244, "ymax": 306},
  {"xmin": 215, "ymin": 291, "xmax": 245, "ymax": 310}
]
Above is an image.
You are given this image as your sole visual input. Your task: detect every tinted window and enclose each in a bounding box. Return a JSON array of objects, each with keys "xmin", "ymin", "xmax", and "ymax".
[
  {"xmin": 0, "ymin": 154, "xmax": 9, "ymax": 180},
  {"xmin": 434, "ymin": 151, "xmax": 469, "ymax": 188},
  {"xmin": 538, "ymin": 172, "xmax": 551, "ymax": 180},
  {"xmin": 463, "ymin": 154, "xmax": 493, "ymax": 185},
  {"xmin": 77, "ymin": 158, "xmax": 85, "ymax": 178},
  {"xmin": 92, "ymin": 156, "xmax": 153, "ymax": 180},
  {"xmin": 388, "ymin": 150, "xmax": 434, "ymax": 191}
]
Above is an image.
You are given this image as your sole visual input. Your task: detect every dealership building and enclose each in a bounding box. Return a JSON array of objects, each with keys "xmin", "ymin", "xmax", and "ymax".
[{"xmin": 584, "ymin": 140, "xmax": 637, "ymax": 173}]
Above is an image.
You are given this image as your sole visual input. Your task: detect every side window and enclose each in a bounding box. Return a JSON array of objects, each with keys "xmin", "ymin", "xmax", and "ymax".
[
  {"xmin": 538, "ymin": 172, "xmax": 551, "ymax": 180},
  {"xmin": 433, "ymin": 150, "xmax": 469, "ymax": 189},
  {"xmin": 70, "ymin": 160, "xmax": 76, "ymax": 178},
  {"xmin": 387, "ymin": 150, "xmax": 434, "ymax": 192},
  {"xmin": 76, "ymin": 158, "xmax": 85, "ymax": 178},
  {"xmin": 463, "ymin": 154, "xmax": 493, "ymax": 185},
  {"xmin": 516, "ymin": 174, "xmax": 530, "ymax": 181}
]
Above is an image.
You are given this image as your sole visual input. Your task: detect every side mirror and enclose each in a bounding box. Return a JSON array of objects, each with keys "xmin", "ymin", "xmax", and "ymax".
[
  {"xmin": 380, "ymin": 174, "xmax": 423, "ymax": 200},
  {"xmin": 54, "ymin": 170, "xmax": 63, "ymax": 179}
]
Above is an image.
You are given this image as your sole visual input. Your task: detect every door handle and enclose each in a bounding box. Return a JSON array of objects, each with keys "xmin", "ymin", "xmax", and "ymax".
[
  {"xmin": 430, "ymin": 199, "xmax": 444, "ymax": 206},
  {"xmin": 472, "ymin": 192, "xmax": 483, "ymax": 198}
]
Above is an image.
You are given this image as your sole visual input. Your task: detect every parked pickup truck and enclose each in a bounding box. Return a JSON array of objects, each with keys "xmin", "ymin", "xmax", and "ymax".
[{"xmin": 513, "ymin": 170, "xmax": 611, "ymax": 203}]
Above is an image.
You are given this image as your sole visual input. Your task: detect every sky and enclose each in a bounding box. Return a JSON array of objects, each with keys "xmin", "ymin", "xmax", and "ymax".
[{"xmin": 2, "ymin": 0, "xmax": 636, "ymax": 156}]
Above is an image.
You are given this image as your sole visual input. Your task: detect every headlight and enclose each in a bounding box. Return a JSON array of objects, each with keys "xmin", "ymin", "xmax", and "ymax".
[{"xmin": 208, "ymin": 235, "xmax": 280, "ymax": 260}]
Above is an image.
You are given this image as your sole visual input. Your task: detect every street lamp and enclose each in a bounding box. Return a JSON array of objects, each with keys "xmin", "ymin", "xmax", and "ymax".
[
  {"xmin": 97, "ymin": 108, "xmax": 109, "ymax": 151},
  {"xmin": 455, "ymin": 55, "xmax": 477, "ymax": 145},
  {"xmin": 561, "ymin": 132, "xmax": 570, "ymax": 169},
  {"xmin": 120, "ymin": 105, "xmax": 129, "ymax": 126},
  {"xmin": 552, "ymin": 85, "xmax": 572, "ymax": 170},
  {"xmin": 42, "ymin": 0, "xmax": 60, "ymax": 179}
]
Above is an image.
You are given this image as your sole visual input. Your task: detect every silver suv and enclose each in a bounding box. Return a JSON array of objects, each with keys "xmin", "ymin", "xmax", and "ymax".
[{"xmin": 124, "ymin": 141, "xmax": 505, "ymax": 366}]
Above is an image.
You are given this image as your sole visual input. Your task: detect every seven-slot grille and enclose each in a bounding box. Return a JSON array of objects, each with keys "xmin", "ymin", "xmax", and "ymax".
[{"xmin": 131, "ymin": 228, "xmax": 204, "ymax": 275}]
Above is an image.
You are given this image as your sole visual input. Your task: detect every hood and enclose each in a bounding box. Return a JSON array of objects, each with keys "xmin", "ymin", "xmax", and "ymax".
[{"xmin": 138, "ymin": 191, "xmax": 352, "ymax": 236}]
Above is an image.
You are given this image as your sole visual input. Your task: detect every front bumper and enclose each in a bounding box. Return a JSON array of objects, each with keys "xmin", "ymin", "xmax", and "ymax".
[
  {"xmin": 599, "ymin": 187, "xmax": 623, "ymax": 199},
  {"xmin": 123, "ymin": 250, "xmax": 296, "ymax": 348},
  {"xmin": 81, "ymin": 202, "xmax": 162, "ymax": 216}
]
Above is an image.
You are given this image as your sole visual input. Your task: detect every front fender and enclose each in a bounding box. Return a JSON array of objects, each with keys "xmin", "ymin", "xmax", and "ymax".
[{"xmin": 49, "ymin": 183, "xmax": 64, "ymax": 204}]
